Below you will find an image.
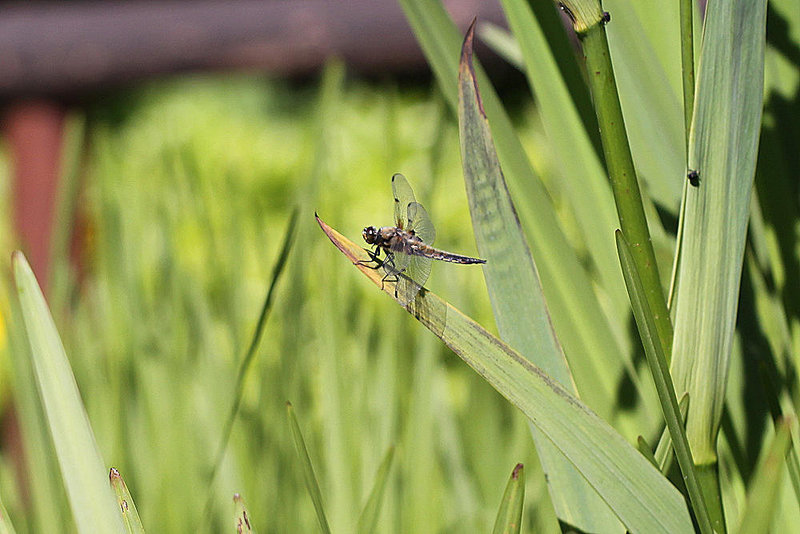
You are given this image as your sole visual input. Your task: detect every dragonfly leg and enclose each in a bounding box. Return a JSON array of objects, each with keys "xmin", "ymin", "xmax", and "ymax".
[
  {"xmin": 380, "ymin": 271, "xmax": 399, "ymax": 291},
  {"xmin": 355, "ymin": 246, "xmax": 383, "ymax": 269}
]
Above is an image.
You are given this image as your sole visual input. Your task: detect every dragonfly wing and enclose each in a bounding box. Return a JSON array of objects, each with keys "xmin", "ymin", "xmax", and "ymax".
[
  {"xmin": 406, "ymin": 285, "xmax": 447, "ymax": 337},
  {"xmin": 393, "ymin": 249, "xmax": 430, "ymax": 305},
  {"xmin": 406, "ymin": 201, "xmax": 436, "ymax": 246},
  {"xmin": 382, "ymin": 249, "xmax": 410, "ymax": 277},
  {"xmin": 380, "ymin": 251, "xmax": 413, "ymax": 305},
  {"xmin": 392, "ymin": 173, "xmax": 416, "ymax": 229}
]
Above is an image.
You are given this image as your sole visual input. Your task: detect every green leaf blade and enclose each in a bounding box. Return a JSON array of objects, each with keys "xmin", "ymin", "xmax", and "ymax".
[
  {"xmin": 317, "ymin": 218, "xmax": 694, "ymax": 534},
  {"xmin": 737, "ymin": 418, "xmax": 793, "ymax": 533},
  {"xmin": 492, "ymin": 463, "xmax": 526, "ymax": 534},
  {"xmin": 616, "ymin": 232, "xmax": 713, "ymax": 533},
  {"xmin": 356, "ymin": 445, "xmax": 395, "ymax": 534},
  {"xmin": 233, "ymin": 493, "xmax": 255, "ymax": 534},
  {"xmin": 670, "ymin": 0, "xmax": 768, "ymax": 466},
  {"xmin": 399, "ymin": 0, "xmax": 641, "ymax": 446},
  {"xmin": 109, "ymin": 468, "xmax": 145, "ymax": 534},
  {"xmin": 13, "ymin": 252, "xmax": 126, "ymax": 534},
  {"xmin": 286, "ymin": 401, "xmax": 331, "ymax": 534},
  {"xmin": 458, "ymin": 21, "xmax": 621, "ymax": 532}
]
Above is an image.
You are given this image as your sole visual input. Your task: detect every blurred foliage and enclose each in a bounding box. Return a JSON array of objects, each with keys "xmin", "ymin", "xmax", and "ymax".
[
  {"xmin": 0, "ymin": 71, "xmax": 553, "ymax": 532},
  {"xmin": 0, "ymin": 0, "xmax": 796, "ymax": 526}
]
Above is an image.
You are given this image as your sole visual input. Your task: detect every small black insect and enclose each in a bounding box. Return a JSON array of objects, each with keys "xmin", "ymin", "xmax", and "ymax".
[
  {"xmin": 687, "ymin": 169, "xmax": 700, "ymax": 187},
  {"xmin": 601, "ymin": 11, "xmax": 611, "ymax": 24}
]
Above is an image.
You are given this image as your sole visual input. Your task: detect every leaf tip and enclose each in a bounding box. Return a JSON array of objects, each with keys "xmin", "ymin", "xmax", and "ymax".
[
  {"xmin": 459, "ymin": 18, "xmax": 486, "ymax": 118},
  {"xmin": 109, "ymin": 467, "xmax": 121, "ymax": 483},
  {"xmin": 512, "ymin": 463, "xmax": 524, "ymax": 479}
]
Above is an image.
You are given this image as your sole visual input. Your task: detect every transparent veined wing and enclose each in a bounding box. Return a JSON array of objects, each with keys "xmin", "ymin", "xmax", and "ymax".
[
  {"xmin": 406, "ymin": 202, "xmax": 436, "ymax": 246},
  {"xmin": 392, "ymin": 173, "xmax": 416, "ymax": 230},
  {"xmin": 397, "ymin": 201, "xmax": 436, "ymax": 305},
  {"xmin": 388, "ymin": 174, "xmax": 435, "ymax": 305},
  {"xmin": 399, "ymin": 255, "xmax": 432, "ymax": 305}
]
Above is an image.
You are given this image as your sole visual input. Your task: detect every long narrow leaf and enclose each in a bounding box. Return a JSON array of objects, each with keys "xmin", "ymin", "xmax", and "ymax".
[
  {"xmin": 398, "ymin": 0, "xmax": 634, "ymax": 435},
  {"xmin": 0, "ymin": 491, "xmax": 17, "ymax": 534},
  {"xmin": 356, "ymin": 446, "xmax": 395, "ymax": 534},
  {"xmin": 459, "ymin": 22, "xmax": 621, "ymax": 531},
  {"xmin": 492, "ymin": 464, "xmax": 526, "ymax": 534},
  {"xmin": 602, "ymin": 0, "xmax": 686, "ymax": 208},
  {"xmin": 233, "ymin": 494, "xmax": 255, "ymax": 534},
  {"xmin": 737, "ymin": 418, "xmax": 792, "ymax": 533},
  {"xmin": 654, "ymin": 393, "xmax": 690, "ymax": 474},
  {"xmin": 286, "ymin": 402, "xmax": 331, "ymax": 534},
  {"xmin": 576, "ymin": 1, "xmax": 675, "ymax": 361},
  {"xmin": 2, "ymin": 289, "xmax": 68, "ymax": 530},
  {"xmin": 202, "ymin": 208, "xmax": 298, "ymax": 521},
  {"xmin": 500, "ymin": 0, "xmax": 626, "ymax": 315},
  {"xmin": 317, "ymin": 216, "xmax": 693, "ymax": 533},
  {"xmin": 109, "ymin": 468, "xmax": 145, "ymax": 534},
  {"xmin": 13, "ymin": 252, "xmax": 125, "ymax": 534},
  {"xmin": 670, "ymin": 0, "xmax": 767, "ymax": 467},
  {"xmin": 616, "ymin": 231, "xmax": 712, "ymax": 533}
]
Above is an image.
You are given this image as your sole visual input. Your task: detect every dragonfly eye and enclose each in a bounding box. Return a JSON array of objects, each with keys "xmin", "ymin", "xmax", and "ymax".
[{"xmin": 362, "ymin": 226, "xmax": 378, "ymax": 244}]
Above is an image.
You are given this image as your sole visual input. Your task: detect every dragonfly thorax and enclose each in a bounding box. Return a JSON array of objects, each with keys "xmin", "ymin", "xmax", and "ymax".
[{"xmin": 363, "ymin": 225, "xmax": 423, "ymax": 249}]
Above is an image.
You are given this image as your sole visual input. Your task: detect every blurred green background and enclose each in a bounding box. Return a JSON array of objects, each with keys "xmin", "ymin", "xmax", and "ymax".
[
  {"xmin": 0, "ymin": 69, "xmax": 562, "ymax": 532},
  {"xmin": 0, "ymin": 0, "xmax": 796, "ymax": 528}
]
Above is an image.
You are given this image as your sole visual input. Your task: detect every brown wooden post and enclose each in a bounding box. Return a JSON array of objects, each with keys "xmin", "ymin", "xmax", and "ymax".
[{"xmin": 5, "ymin": 99, "xmax": 67, "ymax": 294}]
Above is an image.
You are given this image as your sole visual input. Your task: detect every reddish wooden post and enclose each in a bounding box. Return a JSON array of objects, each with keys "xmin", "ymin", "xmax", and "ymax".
[{"xmin": 5, "ymin": 99, "xmax": 67, "ymax": 294}]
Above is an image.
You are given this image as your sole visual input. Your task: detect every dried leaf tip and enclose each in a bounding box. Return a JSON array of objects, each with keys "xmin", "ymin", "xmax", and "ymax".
[
  {"xmin": 512, "ymin": 463, "xmax": 524, "ymax": 479},
  {"xmin": 459, "ymin": 18, "xmax": 487, "ymax": 118}
]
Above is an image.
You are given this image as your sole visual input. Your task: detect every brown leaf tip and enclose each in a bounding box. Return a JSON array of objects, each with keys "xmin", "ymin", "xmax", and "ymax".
[
  {"xmin": 459, "ymin": 17, "xmax": 486, "ymax": 118},
  {"xmin": 109, "ymin": 467, "xmax": 121, "ymax": 481},
  {"xmin": 512, "ymin": 463, "xmax": 524, "ymax": 479},
  {"xmin": 460, "ymin": 18, "xmax": 476, "ymax": 65}
]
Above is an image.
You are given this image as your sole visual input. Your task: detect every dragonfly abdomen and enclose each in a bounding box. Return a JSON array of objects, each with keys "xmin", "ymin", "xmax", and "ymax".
[{"xmin": 412, "ymin": 244, "xmax": 486, "ymax": 264}]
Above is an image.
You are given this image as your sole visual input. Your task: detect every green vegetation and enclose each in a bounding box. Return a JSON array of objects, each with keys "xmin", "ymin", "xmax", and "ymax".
[{"xmin": 1, "ymin": 0, "xmax": 798, "ymax": 530}]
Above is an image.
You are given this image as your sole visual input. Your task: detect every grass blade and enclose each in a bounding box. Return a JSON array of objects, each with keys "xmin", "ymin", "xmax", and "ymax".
[
  {"xmin": 0, "ymin": 491, "xmax": 17, "ymax": 534},
  {"xmin": 12, "ymin": 251, "xmax": 125, "ymax": 534},
  {"xmin": 233, "ymin": 493, "xmax": 255, "ymax": 534},
  {"xmin": 616, "ymin": 230, "xmax": 712, "ymax": 533},
  {"xmin": 2, "ymin": 287, "xmax": 69, "ymax": 531},
  {"xmin": 669, "ymin": 0, "xmax": 767, "ymax": 520},
  {"xmin": 736, "ymin": 418, "xmax": 792, "ymax": 533},
  {"xmin": 356, "ymin": 445, "xmax": 395, "ymax": 534},
  {"xmin": 575, "ymin": 2, "xmax": 674, "ymax": 361},
  {"xmin": 109, "ymin": 468, "xmax": 145, "ymax": 534},
  {"xmin": 637, "ymin": 436, "xmax": 659, "ymax": 470},
  {"xmin": 202, "ymin": 208, "xmax": 298, "ymax": 519},
  {"xmin": 398, "ymin": 0, "xmax": 635, "ymax": 436},
  {"xmin": 599, "ymin": 0, "xmax": 687, "ymax": 208},
  {"xmin": 459, "ymin": 22, "xmax": 620, "ymax": 531},
  {"xmin": 678, "ymin": 0, "xmax": 696, "ymax": 150},
  {"xmin": 492, "ymin": 464, "xmax": 526, "ymax": 534},
  {"xmin": 286, "ymin": 401, "xmax": 331, "ymax": 534},
  {"xmin": 318, "ymin": 216, "xmax": 693, "ymax": 533},
  {"xmin": 499, "ymin": 0, "xmax": 627, "ymax": 315},
  {"xmin": 654, "ymin": 393, "xmax": 690, "ymax": 474}
]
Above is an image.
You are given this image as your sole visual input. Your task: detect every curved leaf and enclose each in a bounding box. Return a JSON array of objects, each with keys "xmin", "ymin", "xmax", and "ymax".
[{"xmin": 317, "ymin": 216, "xmax": 693, "ymax": 533}]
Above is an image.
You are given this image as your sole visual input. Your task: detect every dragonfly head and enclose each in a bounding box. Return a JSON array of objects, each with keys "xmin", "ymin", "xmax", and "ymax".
[{"xmin": 362, "ymin": 226, "xmax": 379, "ymax": 245}]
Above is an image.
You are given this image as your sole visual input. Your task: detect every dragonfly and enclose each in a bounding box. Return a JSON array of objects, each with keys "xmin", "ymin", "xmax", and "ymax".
[{"xmin": 360, "ymin": 173, "xmax": 486, "ymax": 305}]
